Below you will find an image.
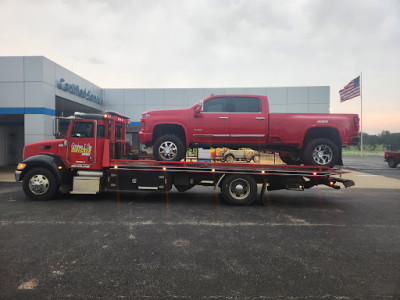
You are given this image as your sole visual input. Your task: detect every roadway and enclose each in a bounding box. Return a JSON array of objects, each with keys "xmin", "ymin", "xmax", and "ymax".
[
  {"xmin": 343, "ymin": 156, "xmax": 400, "ymax": 179},
  {"xmin": 0, "ymin": 159, "xmax": 399, "ymax": 299}
]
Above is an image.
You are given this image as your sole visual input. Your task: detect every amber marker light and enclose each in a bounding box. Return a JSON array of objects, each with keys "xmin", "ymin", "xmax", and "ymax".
[
  {"xmin": 261, "ymin": 170, "xmax": 265, "ymax": 174},
  {"xmin": 17, "ymin": 163, "xmax": 26, "ymax": 170},
  {"xmin": 163, "ymin": 167, "xmax": 167, "ymax": 171},
  {"xmin": 211, "ymin": 169, "xmax": 215, "ymax": 173},
  {"xmin": 114, "ymin": 165, "xmax": 118, "ymax": 169}
]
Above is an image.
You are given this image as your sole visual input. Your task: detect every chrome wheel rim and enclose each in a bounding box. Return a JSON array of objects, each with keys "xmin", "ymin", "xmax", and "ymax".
[
  {"xmin": 159, "ymin": 141, "xmax": 178, "ymax": 160},
  {"xmin": 312, "ymin": 145, "xmax": 333, "ymax": 165},
  {"xmin": 229, "ymin": 179, "xmax": 250, "ymax": 200},
  {"xmin": 29, "ymin": 174, "xmax": 50, "ymax": 195}
]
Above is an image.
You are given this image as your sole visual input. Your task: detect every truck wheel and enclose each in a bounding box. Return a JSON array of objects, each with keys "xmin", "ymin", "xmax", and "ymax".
[
  {"xmin": 22, "ymin": 167, "xmax": 59, "ymax": 201},
  {"xmin": 221, "ymin": 175, "xmax": 257, "ymax": 206},
  {"xmin": 303, "ymin": 138, "xmax": 339, "ymax": 167},
  {"xmin": 153, "ymin": 135, "xmax": 185, "ymax": 161},
  {"xmin": 224, "ymin": 154, "xmax": 234, "ymax": 163},
  {"xmin": 388, "ymin": 157, "xmax": 398, "ymax": 168}
]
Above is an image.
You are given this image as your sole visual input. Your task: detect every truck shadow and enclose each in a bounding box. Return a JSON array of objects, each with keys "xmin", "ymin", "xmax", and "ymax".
[{"xmin": 55, "ymin": 187, "xmax": 346, "ymax": 210}]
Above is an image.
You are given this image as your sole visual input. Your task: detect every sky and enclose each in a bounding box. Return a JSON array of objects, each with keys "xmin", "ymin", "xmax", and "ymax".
[{"xmin": 0, "ymin": 0, "xmax": 399, "ymax": 134}]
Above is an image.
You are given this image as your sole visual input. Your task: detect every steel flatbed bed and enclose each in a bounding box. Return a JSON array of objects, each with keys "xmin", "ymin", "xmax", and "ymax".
[{"xmin": 106, "ymin": 159, "xmax": 354, "ymax": 205}]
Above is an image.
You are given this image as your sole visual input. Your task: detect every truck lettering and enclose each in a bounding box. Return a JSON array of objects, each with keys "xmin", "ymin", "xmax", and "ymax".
[{"xmin": 71, "ymin": 143, "xmax": 92, "ymax": 155}]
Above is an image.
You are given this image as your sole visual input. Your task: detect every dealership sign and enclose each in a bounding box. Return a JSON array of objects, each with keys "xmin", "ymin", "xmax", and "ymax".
[{"xmin": 57, "ymin": 78, "xmax": 103, "ymax": 104}]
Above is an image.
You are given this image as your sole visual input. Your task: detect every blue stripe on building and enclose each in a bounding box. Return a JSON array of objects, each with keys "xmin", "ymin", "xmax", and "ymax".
[
  {"xmin": 0, "ymin": 107, "xmax": 56, "ymax": 116},
  {"xmin": 1, "ymin": 108, "xmax": 142, "ymax": 125}
]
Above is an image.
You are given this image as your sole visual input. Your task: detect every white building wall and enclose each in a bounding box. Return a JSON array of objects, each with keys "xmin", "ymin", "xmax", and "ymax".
[
  {"xmin": 0, "ymin": 56, "xmax": 105, "ymax": 165},
  {"xmin": 104, "ymin": 86, "xmax": 330, "ymax": 125}
]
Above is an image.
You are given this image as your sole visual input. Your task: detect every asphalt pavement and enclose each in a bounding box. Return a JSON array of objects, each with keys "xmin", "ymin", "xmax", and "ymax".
[
  {"xmin": 342, "ymin": 156, "xmax": 400, "ymax": 179},
  {"xmin": 0, "ymin": 162, "xmax": 399, "ymax": 299}
]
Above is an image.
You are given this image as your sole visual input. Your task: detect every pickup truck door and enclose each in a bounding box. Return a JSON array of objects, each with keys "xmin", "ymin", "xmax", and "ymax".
[
  {"xmin": 228, "ymin": 97, "xmax": 268, "ymax": 144},
  {"xmin": 191, "ymin": 97, "xmax": 231, "ymax": 144}
]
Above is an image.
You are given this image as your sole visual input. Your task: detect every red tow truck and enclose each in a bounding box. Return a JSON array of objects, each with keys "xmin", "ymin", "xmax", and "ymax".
[{"xmin": 15, "ymin": 111, "xmax": 354, "ymax": 205}]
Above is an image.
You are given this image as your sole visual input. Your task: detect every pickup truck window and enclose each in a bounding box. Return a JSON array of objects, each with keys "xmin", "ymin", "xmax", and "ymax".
[
  {"xmin": 203, "ymin": 97, "xmax": 229, "ymax": 113},
  {"xmin": 231, "ymin": 97, "xmax": 261, "ymax": 113},
  {"xmin": 71, "ymin": 121, "xmax": 94, "ymax": 138}
]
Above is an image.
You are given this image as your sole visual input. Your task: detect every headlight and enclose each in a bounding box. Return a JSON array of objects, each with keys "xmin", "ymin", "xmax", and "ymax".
[{"xmin": 17, "ymin": 163, "xmax": 26, "ymax": 170}]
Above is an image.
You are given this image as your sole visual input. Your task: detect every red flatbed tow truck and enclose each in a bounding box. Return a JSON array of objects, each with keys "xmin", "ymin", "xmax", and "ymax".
[{"xmin": 15, "ymin": 111, "xmax": 354, "ymax": 205}]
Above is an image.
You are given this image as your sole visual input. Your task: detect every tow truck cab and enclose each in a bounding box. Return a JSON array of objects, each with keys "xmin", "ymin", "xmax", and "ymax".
[
  {"xmin": 24, "ymin": 111, "xmax": 129, "ymax": 168},
  {"xmin": 15, "ymin": 111, "xmax": 130, "ymax": 199}
]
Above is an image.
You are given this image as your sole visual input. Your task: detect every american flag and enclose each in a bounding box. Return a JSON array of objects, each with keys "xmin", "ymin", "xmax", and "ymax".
[{"xmin": 339, "ymin": 76, "xmax": 360, "ymax": 102}]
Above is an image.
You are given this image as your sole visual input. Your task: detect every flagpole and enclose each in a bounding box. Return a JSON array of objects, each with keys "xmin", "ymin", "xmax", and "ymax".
[{"xmin": 360, "ymin": 72, "xmax": 363, "ymax": 157}]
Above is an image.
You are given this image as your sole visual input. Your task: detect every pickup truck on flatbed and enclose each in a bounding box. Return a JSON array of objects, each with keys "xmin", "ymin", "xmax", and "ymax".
[
  {"xmin": 384, "ymin": 151, "xmax": 400, "ymax": 168},
  {"xmin": 139, "ymin": 95, "xmax": 360, "ymax": 167}
]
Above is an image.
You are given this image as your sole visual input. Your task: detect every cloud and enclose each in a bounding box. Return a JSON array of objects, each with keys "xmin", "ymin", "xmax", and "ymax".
[{"xmin": 0, "ymin": 0, "xmax": 399, "ymax": 133}]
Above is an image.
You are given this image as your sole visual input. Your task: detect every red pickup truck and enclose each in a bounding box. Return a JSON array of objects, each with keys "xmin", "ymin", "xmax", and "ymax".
[
  {"xmin": 139, "ymin": 95, "xmax": 360, "ymax": 166},
  {"xmin": 384, "ymin": 151, "xmax": 400, "ymax": 168}
]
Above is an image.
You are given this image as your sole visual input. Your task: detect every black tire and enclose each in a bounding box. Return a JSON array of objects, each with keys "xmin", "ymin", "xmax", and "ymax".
[
  {"xmin": 22, "ymin": 167, "xmax": 59, "ymax": 201},
  {"xmin": 221, "ymin": 175, "xmax": 257, "ymax": 206},
  {"xmin": 224, "ymin": 154, "xmax": 234, "ymax": 164},
  {"xmin": 279, "ymin": 154, "xmax": 302, "ymax": 165},
  {"xmin": 388, "ymin": 157, "xmax": 398, "ymax": 168},
  {"xmin": 153, "ymin": 135, "xmax": 186, "ymax": 161},
  {"xmin": 303, "ymin": 138, "xmax": 339, "ymax": 167}
]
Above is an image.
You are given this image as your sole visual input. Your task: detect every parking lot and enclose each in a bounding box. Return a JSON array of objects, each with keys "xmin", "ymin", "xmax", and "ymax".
[{"xmin": 0, "ymin": 157, "xmax": 399, "ymax": 299}]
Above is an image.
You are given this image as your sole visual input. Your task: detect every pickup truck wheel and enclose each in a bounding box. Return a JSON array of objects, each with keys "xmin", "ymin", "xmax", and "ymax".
[
  {"xmin": 22, "ymin": 167, "xmax": 59, "ymax": 201},
  {"xmin": 279, "ymin": 154, "xmax": 302, "ymax": 165},
  {"xmin": 303, "ymin": 138, "xmax": 339, "ymax": 167},
  {"xmin": 221, "ymin": 175, "xmax": 257, "ymax": 206},
  {"xmin": 388, "ymin": 157, "xmax": 398, "ymax": 168},
  {"xmin": 153, "ymin": 135, "xmax": 185, "ymax": 161}
]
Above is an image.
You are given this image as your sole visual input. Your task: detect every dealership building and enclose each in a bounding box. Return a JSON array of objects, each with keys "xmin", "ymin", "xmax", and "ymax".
[{"xmin": 0, "ymin": 56, "xmax": 330, "ymax": 167}]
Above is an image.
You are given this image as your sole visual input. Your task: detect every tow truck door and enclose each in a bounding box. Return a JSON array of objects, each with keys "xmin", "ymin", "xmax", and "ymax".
[{"xmin": 67, "ymin": 120, "xmax": 96, "ymax": 167}]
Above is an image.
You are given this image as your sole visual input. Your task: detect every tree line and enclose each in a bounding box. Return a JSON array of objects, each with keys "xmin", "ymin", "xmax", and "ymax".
[{"xmin": 361, "ymin": 131, "xmax": 400, "ymax": 151}]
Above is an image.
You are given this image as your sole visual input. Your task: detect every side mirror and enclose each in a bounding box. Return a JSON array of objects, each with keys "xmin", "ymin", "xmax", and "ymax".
[
  {"xmin": 193, "ymin": 102, "xmax": 202, "ymax": 117},
  {"xmin": 52, "ymin": 116, "xmax": 60, "ymax": 137}
]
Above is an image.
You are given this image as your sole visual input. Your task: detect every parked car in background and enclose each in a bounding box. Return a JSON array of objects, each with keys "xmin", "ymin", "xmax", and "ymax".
[{"xmin": 211, "ymin": 148, "xmax": 260, "ymax": 163}]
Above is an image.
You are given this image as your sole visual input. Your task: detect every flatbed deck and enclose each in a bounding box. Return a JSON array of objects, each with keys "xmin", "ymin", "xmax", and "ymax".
[{"xmin": 110, "ymin": 159, "xmax": 346, "ymax": 177}]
